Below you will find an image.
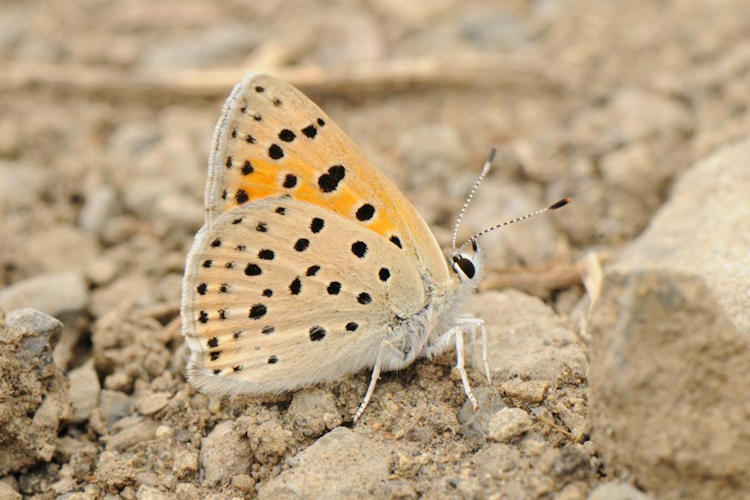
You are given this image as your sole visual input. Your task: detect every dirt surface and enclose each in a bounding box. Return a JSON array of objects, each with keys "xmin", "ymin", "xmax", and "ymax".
[{"xmin": 1, "ymin": 0, "xmax": 749, "ymax": 498}]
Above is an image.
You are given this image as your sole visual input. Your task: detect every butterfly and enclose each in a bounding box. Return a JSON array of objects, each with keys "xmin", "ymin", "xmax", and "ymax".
[{"xmin": 181, "ymin": 73, "xmax": 569, "ymax": 420}]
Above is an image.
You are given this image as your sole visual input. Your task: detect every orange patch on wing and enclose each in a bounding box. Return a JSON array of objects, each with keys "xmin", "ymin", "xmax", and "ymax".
[
  {"xmin": 329, "ymin": 191, "xmax": 358, "ymax": 215},
  {"xmin": 231, "ymin": 170, "xmax": 278, "ymax": 198},
  {"xmin": 225, "ymin": 154, "xmax": 399, "ymax": 239},
  {"xmin": 367, "ymin": 216, "xmax": 395, "ymax": 237},
  {"xmin": 293, "ymin": 183, "xmax": 323, "ymax": 204},
  {"xmin": 275, "ymin": 157, "xmax": 316, "ymax": 181}
]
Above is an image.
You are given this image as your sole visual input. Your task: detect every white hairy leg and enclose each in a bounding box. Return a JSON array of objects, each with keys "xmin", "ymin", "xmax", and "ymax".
[
  {"xmin": 468, "ymin": 321, "xmax": 477, "ymax": 368},
  {"xmin": 428, "ymin": 324, "xmax": 479, "ymax": 409},
  {"xmin": 355, "ymin": 317, "xmax": 489, "ymax": 421},
  {"xmin": 354, "ymin": 340, "xmax": 406, "ymax": 422},
  {"xmin": 354, "ymin": 341, "xmax": 386, "ymax": 422},
  {"xmin": 456, "ymin": 316, "xmax": 491, "ymax": 383},
  {"xmin": 453, "ymin": 325, "xmax": 479, "ymax": 410},
  {"xmin": 481, "ymin": 320, "xmax": 490, "ymax": 383}
]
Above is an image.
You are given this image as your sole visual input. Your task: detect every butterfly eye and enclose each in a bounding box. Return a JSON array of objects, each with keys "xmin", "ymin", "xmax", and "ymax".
[{"xmin": 452, "ymin": 256, "xmax": 476, "ymax": 280}]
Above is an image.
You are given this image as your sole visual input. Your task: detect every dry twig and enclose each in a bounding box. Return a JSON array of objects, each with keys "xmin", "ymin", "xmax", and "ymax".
[{"xmin": 1, "ymin": 53, "xmax": 577, "ymax": 101}]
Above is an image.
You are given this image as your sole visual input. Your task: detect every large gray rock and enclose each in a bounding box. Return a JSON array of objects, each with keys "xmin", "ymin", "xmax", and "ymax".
[
  {"xmin": 257, "ymin": 427, "xmax": 390, "ymax": 499},
  {"xmin": 589, "ymin": 138, "xmax": 750, "ymax": 498},
  {"xmin": 0, "ymin": 309, "xmax": 70, "ymax": 474},
  {"xmin": 4, "ymin": 308, "xmax": 62, "ymax": 360}
]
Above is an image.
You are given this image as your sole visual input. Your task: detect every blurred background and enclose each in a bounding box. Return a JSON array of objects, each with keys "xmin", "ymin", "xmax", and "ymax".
[
  {"xmin": 5, "ymin": 0, "xmax": 749, "ymax": 283},
  {"xmin": 1, "ymin": 0, "xmax": 749, "ymax": 498},
  {"xmin": 3, "ymin": 0, "xmax": 749, "ymax": 296}
]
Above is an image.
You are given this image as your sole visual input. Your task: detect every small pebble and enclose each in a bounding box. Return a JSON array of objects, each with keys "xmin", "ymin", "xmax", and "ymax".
[
  {"xmin": 589, "ymin": 481, "xmax": 654, "ymax": 500},
  {"xmin": 79, "ymin": 185, "xmax": 119, "ymax": 235},
  {"xmin": 136, "ymin": 484, "xmax": 166, "ymax": 500},
  {"xmin": 0, "ymin": 481, "xmax": 21, "ymax": 500},
  {"xmin": 207, "ymin": 397, "xmax": 222, "ymax": 414},
  {"xmin": 200, "ymin": 421, "xmax": 251, "ymax": 486},
  {"xmin": 136, "ymin": 392, "xmax": 170, "ymax": 415},
  {"xmin": 287, "ymin": 388, "xmax": 340, "ymax": 437},
  {"xmin": 155, "ymin": 425, "xmax": 174, "ymax": 439},
  {"xmin": 68, "ymin": 360, "xmax": 101, "ymax": 424},
  {"xmin": 554, "ymin": 402, "xmax": 589, "ymax": 442},
  {"xmin": 66, "ymin": 493, "xmax": 95, "ymax": 500},
  {"xmin": 500, "ymin": 379, "xmax": 550, "ymax": 403},
  {"xmin": 247, "ymin": 420, "xmax": 291, "ymax": 464},
  {"xmin": 173, "ymin": 449, "xmax": 199, "ymax": 478},
  {"xmin": 489, "ymin": 407, "xmax": 532, "ymax": 442},
  {"xmin": 104, "ymin": 372, "xmax": 131, "ymax": 392},
  {"xmin": 231, "ymin": 474, "xmax": 256, "ymax": 493},
  {"xmin": 175, "ymin": 483, "xmax": 200, "ymax": 500},
  {"xmin": 98, "ymin": 390, "xmax": 133, "ymax": 427}
]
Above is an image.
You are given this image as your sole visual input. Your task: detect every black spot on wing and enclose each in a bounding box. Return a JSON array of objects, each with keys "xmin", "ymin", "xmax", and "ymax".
[
  {"xmin": 356, "ymin": 203, "xmax": 375, "ymax": 221},
  {"xmin": 279, "ymin": 129, "xmax": 296, "ymax": 142},
  {"xmin": 309, "ymin": 326, "xmax": 326, "ymax": 341},
  {"xmin": 269, "ymin": 144, "xmax": 284, "ymax": 160},
  {"xmin": 357, "ymin": 293, "xmax": 372, "ymax": 305},
  {"xmin": 249, "ymin": 304, "xmax": 267, "ymax": 319},
  {"xmin": 351, "ymin": 241, "xmax": 367, "ymax": 258},
  {"xmin": 318, "ymin": 165, "xmax": 345, "ymax": 193},
  {"xmin": 289, "ymin": 277, "xmax": 301, "ymax": 295},
  {"xmin": 310, "ymin": 217, "xmax": 325, "ymax": 233},
  {"xmin": 302, "ymin": 124, "xmax": 317, "ymax": 138}
]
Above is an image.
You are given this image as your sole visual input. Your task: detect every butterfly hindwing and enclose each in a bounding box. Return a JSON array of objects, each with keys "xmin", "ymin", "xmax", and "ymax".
[
  {"xmin": 181, "ymin": 197, "xmax": 426, "ymax": 395},
  {"xmin": 205, "ymin": 73, "xmax": 453, "ymax": 286}
]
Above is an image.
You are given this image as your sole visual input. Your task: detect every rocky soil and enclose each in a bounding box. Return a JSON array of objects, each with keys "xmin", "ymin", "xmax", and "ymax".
[{"xmin": 1, "ymin": 0, "xmax": 749, "ymax": 499}]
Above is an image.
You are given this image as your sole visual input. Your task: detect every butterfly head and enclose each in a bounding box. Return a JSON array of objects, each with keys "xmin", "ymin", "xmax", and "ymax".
[{"xmin": 450, "ymin": 238, "xmax": 484, "ymax": 286}]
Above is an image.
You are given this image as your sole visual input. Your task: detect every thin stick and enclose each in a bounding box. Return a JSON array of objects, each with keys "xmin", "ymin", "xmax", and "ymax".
[
  {"xmin": 479, "ymin": 258, "xmax": 581, "ymax": 296},
  {"xmin": 0, "ymin": 54, "xmax": 576, "ymax": 99}
]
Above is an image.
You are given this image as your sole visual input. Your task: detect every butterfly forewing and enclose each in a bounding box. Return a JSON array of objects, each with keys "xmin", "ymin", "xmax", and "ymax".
[
  {"xmin": 205, "ymin": 73, "xmax": 453, "ymax": 286},
  {"xmin": 182, "ymin": 197, "xmax": 426, "ymax": 395}
]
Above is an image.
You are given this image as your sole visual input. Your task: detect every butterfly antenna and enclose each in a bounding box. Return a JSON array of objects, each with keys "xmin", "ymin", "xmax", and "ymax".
[
  {"xmin": 451, "ymin": 147, "xmax": 497, "ymax": 250},
  {"xmin": 457, "ymin": 198, "xmax": 571, "ymax": 252}
]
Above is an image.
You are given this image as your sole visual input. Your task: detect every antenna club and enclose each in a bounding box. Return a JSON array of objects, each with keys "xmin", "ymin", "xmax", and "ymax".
[
  {"xmin": 488, "ymin": 147, "xmax": 497, "ymax": 163},
  {"xmin": 549, "ymin": 198, "xmax": 571, "ymax": 210}
]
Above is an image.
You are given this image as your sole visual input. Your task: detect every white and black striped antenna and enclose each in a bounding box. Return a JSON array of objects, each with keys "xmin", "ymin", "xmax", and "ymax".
[
  {"xmin": 451, "ymin": 147, "xmax": 571, "ymax": 253},
  {"xmin": 456, "ymin": 198, "xmax": 571, "ymax": 253},
  {"xmin": 451, "ymin": 147, "xmax": 496, "ymax": 251}
]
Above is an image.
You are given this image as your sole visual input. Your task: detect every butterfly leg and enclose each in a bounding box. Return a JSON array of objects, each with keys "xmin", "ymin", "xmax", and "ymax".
[
  {"xmin": 456, "ymin": 316, "xmax": 491, "ymax": 383},
  {"xmin": 353, "ymin": 341, "xmax": 386, "ymax": 422},
  {"xmin": 424, "ymin": 319, "xmax": 488, "ymax": 410},
  {"xmin": 453, "ymin": 325, "xmax": 479, "ymax": 411},
  {"xmin": 468, "ymin": 322, "xmax": 477, "ymax": 369},
  {"xmin": 480, "ymin": 320, "xmax": 490, "ymax": 383}
]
